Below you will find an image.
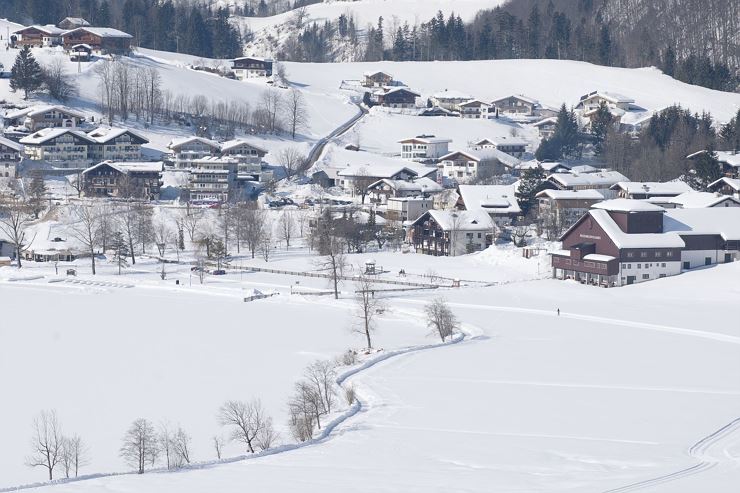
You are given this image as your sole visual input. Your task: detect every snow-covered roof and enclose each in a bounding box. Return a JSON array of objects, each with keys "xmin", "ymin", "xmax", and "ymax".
[
  {"xmin": 363, "ymin": 70, "xmax": 392, "ymax": 78},
  {"xmin": 592, "ymin": 198, "xmax": 665, "ymax": 213},
  {"xmin": 667, "ymin": 191, "xmax": 740, "ymax": 209},
  {"xmin": 14, "ymin": 25, "xmax": 65, "ymax": 35},
  {"xmin": 60, "ymin": 17, "xmax": 90, "ymax": 26},
  {"xmin": 19, "ymin": 128, "xmax": 94, "ymax": 145},
  {"xmin": 492, "ymin": 94, "xmax": 539, "ymax": 106},
  {"xmin": 588, "ymin": 209, "xmax": 685, "ymax": 249},
  {"xmin": 440, "ymin": 148, "xmax": 521, "ymax": 169},
  {"xmin": 533, "ymin": 117, "xmax": 557, "ymax": 127},
  {"xmin": 708, "ymin": 177, "xmax": 740, "ymax": 192},
  {"xmin": 168, "ymin": 136, "xmax": 221, "ymax": 150},
  {"xmin": 398, "ymin": 136, "xmax": 452, "ymax": 145},
  {"xmin": 474, "ymin": 136, "xmax": 528, "ymax": 147},
  {"xmin": 382, "ymin": 87, "xmax": 420, "ymax": 97},
  {"xmin": 369, "ymin": 177, "xmax": 443, "ymax": 194},
  {"xmin": 0, "ymin": 135, "xmax": 22, "ymax": 152},
  {"xmin": 583, "ymin": 253, "xmax": 616, "ymax": 262},
  {"xmin": 548, "ymin": 171, "xmax": 628, "ymax": 188},
  {"xmin": 458, "ymin": 99, "xmax": 490, "ymax": 108},
  {"xmin": 4, "ymin": 105, "xmax": 85, "ymax": 120},
  {"xmin": 86, "ymin": 127, "xmax": 149, "ymax": 144},
  {"xmin": 579, "ymin": 91, "xmax": 634, "ymax": 104},
  {"xmin": 220, "ymin": 139, "xmax": 268, "ymax": 154},
  {"xmin": 63, "ymin": 27, "xmax": 133, "ymax": 38},
  {"xmin": 686, "ymin": 150, "xmax": 740, "ymax": 168},
  {"xmin": 414, "ymin": 209, "xmax": 493, "ymax": 231},
  {"xmin": 536, "ymin": 189, "xmax": 604, "ymax": 200},
  {"xmin": 459, "ymin": 184, "xmax": 521, "ymax": 215},
  {"xmin": 82, "ymin": 161, "xmax": 163, "ymax": 175},
  {"xmin": 664, "ymin": 208, "xmax": 740, "ymax": 241},
  {"xmin": 569, "ymin": 164, "xmax": 599, "ymax": 174},
  {"xmin": 432, "ymin": 90, "xmax": 472, "ymax": 100},
  {"xmin": 233, "ymin": 56, "xmax": 273, "ymax": 63},
  {"xmin": 517, "ymin": 161, "xmax": 568, "ymax": 172},
  {"xmin": 611, "ymin": 181, "xmax": 693, "ymax": 196},
  {"xmin": 338, "ymin": 162, "xmax": 429, "ymax": 179}
]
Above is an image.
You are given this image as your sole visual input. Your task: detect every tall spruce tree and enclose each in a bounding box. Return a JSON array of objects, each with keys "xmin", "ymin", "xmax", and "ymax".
[
  {"xmin": 591, "ymin": 101, "xmax": 613, "ymax": 154},
  {"xmin": 10, "ymin": 46, "xmax": 43, "ymax": 100},
  {"xmin": 516, "ymin": 166, "xmax": 547, "ymax": 218}
]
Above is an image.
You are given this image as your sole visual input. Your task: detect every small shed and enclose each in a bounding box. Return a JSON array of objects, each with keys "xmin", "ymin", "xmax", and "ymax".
[{"xmin": 70, "ymin": 44, "xmax": 92, "ymax": 62}]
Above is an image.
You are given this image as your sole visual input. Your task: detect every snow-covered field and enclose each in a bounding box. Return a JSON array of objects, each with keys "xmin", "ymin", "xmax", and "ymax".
[{"xmin": 5, "ymin": 260, "xmax": 740, "ymax": 492}]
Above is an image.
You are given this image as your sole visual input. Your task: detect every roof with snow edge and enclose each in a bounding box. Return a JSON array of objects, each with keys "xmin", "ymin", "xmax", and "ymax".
[
  {"xmin": 474, "ymin": 137, "xmax": 528, "ymax": 147},
  {"xmin": 4, "ymin": 105, "xmax": 85, "ymax": 120},
  {"xmin": 82, "ymin": 161, "xmax": 163, "ymax": 174},
  {"xmin": 663, "ymin": 208, "xmax": 740, "ymax": 240},
  {"xmin": 19, "ymin": 128, "xmax": 95, "ymax": 145},
  {"xmin": 220, "ymin": 139, "xmax": 268, "ymax": 154},
  {"xmin": 62, "ymin": 27, "xmax": 133, "ymax": 38},
  {"xmin": 14, "ymin": 25, "xmax": 65, "ymax": 35},
  {"xmin": 592, "ymin": 199, "xmax": 665, "ymax": 213},
  {"xmin": 587, "ymin": 209, "xmax": 685, "ymax": 248},
  {"xmin": 536, "ymin": 189, "xmax": 604, "ymax": 200},
  {"xmin": 517, "ymin": 161, "xmax": 569, "ymax": 172},
  {"xmin": 548, "ymin": 171, "xmax": 628, "ymax": 188},
  {"xmin": 687, "ymin": 150, "xmax": 740, "ymax": 168},
  {"xmin": 491, "ymin": 94, "xmax": 540, "ymax": 105},
  {"xmin": 398, "ymin": 136, "xmax": 452, "ymax": 145},
  {"xmin": 432, "ymin": 90, "xmax": 472, "ymax": 100},
  {"xmin": 168, "ymin": 136, "xmax": 221, "ymax": 150},
  {"xmin": 338, "ymin": 162, "xmax": 433, "ymax": 179},
  {"xmin": 459, "ymin": 184, "xmax": 521, "ymax": 215},
  {"xmin": 0, "ymin": 136, "xmax": 22, "ymax": 151},
  {"xmin": 708, "ymin": 177, "xmax": 740, "ymax": 192},
  {"xmin": 412, "ymin": 209, "xmax": 494, "ymax": 231},
  {"xmin": 610, "ymin": 181, "xmax": 693, "ymax": 195},
  {"xmin": 440, "ymin": 148, "xmax": 521, "ymax": 168},
  {"xmin": 86, "ymin": 127, "xmax": 149, "ymax": 144},
  {"xmin": 667, "ymin": 191, "xmax": 740, "ymax": 209},
  {"xmin": 368, "ymin": 177, "xmax": 443, "ymax": 193}
]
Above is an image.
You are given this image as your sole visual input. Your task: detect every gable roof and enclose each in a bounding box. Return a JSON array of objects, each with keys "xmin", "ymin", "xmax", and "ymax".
[
  {"xmin": 458, "ymin": 184, "xmax": 521, "ymax": 215},
  {"xmin": 337, "ymin": 163, "xmax": 421, "ymax": 179},
  {"xmin": 368, "ymin": 177, "xmax": 443, "ymax": 194},
  {"xmin": 4, "ymin": 104, "xmax": 85, "ymax": 121},
  {"xmin": 663, "ymin": 208, "xmax": 740, "ymax": 240},
  {"xmin": 610, "ymin": 181, "xmax": 693, "ymax": 196},
  {"xmin": 363, "ymin": 70, "xmax": 392, "ymax": 78},
  {"xmin": 62, "ymin": 27, "xmax": 133, "ymax": 38},
  {"xmin": 458, "ymin": 99, "xmax": 490, "ymax": 108},
  {"xmin": 667, "ymin": 191, "xmax": 740, "ymax": 208},
  {"xmin": 592, "ymin": 198, "xmax": 665, "ymax": 213},
  {"xmin": 474, "ymin": 137, "xmax": 528, "ymax": 147},
  {"xmin": 708, "ymin": 177, "xmax": 740, "ymax": 192},
  {"xmin": 536, "ymin": 189, "xmax": 604, "ymax": 200},
  {"xmin": 440, "ymin": 148, "xmax": 521, "ymax": 169},
  {"xmin": 14, "ymin": 25, "xmax": 65, "ymax": 36},
  {"xmin": 82, "ymin": 160, "xmax": 163, "ymax": 175},
  {"xmin": 19, "ymin": 128, "xmax": 95, "ymax": 145},
  {"xmin": 60, "ymin": 17, "xmax": 90, "ymax": 27},
  {"xmin": 168, "ymin": 136, "xmax": 220, "ymax": 151},
  {"xmin": 517, "ymin": 161, "xmax": 569, "ymax": 172},
  {"xmin": 381, "ymin": 87, "xmax": 420, "ymax": 97},
  {"xmin": 398, "ymin": 136, "xmax": 452, "ymax": 145},
  {"xmin": 585, "ymin": 209, "xmax": 684, "ymax": 248},
  {"xmin": 492, "ymin": 94, "xmax": 539, "ymax": 106},
  {"xmin": 412, "ymin": 209, "xmax": 494, "ymax": 231},
  {"xmin": 578, "ymin": 91, "xmax": 635, "ymax": 105},
  {"xmin": 548, "ymin": 170, "xmax": 628, "ymax": 188},
  {"xmin": 220, "ymin": 139, "xmax": 268, "ymax": 154},
  {"xmin": 0, "ymin": 135, "xmax": 23, "ymax": 152},
  {"xmin": 533, "ymin": 116, "xmax": 557, "ymax": 127},
  {"xmin": 86, "ymin": 127, "xmax": 149, "ymax": 144}
]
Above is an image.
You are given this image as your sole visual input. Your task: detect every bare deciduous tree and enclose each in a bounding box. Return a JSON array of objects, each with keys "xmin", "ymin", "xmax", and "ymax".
[
  {"xmin": 304, "ymin": 360, "xmax": 336, "ymax": 414},
  {"xmin": 25, "ymin": 410, "xmax": 63, "ymax": 480},
  {"xmin": 0, "ymin": 194, "xmax": 35, "ymax": 268},
  {"xmin": 313, "ymin": 236, "xmax": 347, "ymax": 299},
  {"xmin": 277, "ymin": 210, "xmax": 296, "ymax": 249},
  {"xmin": 278, "ymin": 147, "xmax": 307, "ymax": 180},
  {"xmin": 69, "ymin": 204, "xmax": 101, "ymax": 275},
  {"xmin": 42, "ymin": 58, "xmax": 78, "ymax": 102},
  {"xmin": 424, "ymin": 298, "xmax": 459, "ymax": 342},
  {"xmin": 218, "ymin": 399, "xmax": 274, "ymax": 454},
  {"xmin": 120, "ymin": 418, "xmax": 159, "ymax": 474},
  {"xmin": 241, "ymin": 205, "xmax": 267, "ymax": 259},
  {"xmin": 285, "ymin": 89, "xmax": 308, "ymax": 139},
  {"xmin": 60, "ymin": 434, "xmax": 87, "ymax": 479},
  {"xmin": 353, "ymin": 273, "xmax": 384, "ymax": 349},
  {"xmin": 171, "ymin": 427, "xmax": 191, "ymax": 467},
  {"xmin": 213, "ymin": 435, "xmax": 224, "ymax": 460},
  {"xmin": 181, "ymin": 209, "xmax": 203, "ymax": 242},
  {"xmin": 260, "ymin": 88, "xmax": 283, "ymax": 133}
]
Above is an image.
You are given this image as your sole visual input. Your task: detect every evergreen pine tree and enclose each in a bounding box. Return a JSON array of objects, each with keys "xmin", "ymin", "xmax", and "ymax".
[
  {"xmin": 687, "ymin": 151, "xmax": 722, "ymax": 191},
  {"xmin": 10, "ymin": 46, "xmax": 43, "ymax": 100},
  {"xmin": 590, "ymin": 101, "xmax": 613, "ymax": 154},
  {"xmin": 97, "ymin": 0, "xmax": 111, "ymax": 27},
  {"xmin": 515, "ymin": 166, "xmax": 547, "ymax": 217},
  {"xmin": 27, "ymin": 169, "xmax": 47, "ymax": 219},
  {"xmin": 663, "ymin": 45, "xmax": 676, "ymax": 77}
]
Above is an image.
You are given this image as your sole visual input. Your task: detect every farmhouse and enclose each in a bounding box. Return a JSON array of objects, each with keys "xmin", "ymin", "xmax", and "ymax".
[
  {"xmin": 366, "ymin": 177, "xmax": 443, "ymax": 204},
  {"xmin": 457, "ymin": 100, "xmax": 491, "ymax": 119},
  {"xmin": 490, "ymin": 95, "xmax": 541, "ymax": 116},
  {"xmin": 363, "ymin": 71, "xmax": 393, "ymax": 88},
  {"xmin": 707, "ymin": 177, "xmax": 740, "ymax": 198},
  {"xmin": 4, "ymin": 105, "xmax": 86, "ymax": 132},
  {"xmin": 551, "ymin": 199, "xmax": 740, "ymax": 287},
  {"xmin": 431, "ymin": 90, "xmax": 472, "ymax": 111},
  {"xmin": 376, "ymin": 87, "xmax": 420, "ymax": 109},
  {"xmin": 545, "ymin": 170, "xmax": 628, "ymax": 195},
  {"xmin": 81, "ymin": 161, "xmax": 163, "ymax": 199},
  {"xmin": 611, "ymin": 181, "xmax": 693, "ymax": 200},
  {"xmin": 337, "ymin": 163, "xmax": 435, "ymax": 196},
  {"xmin": 58, "ymin": 17, "xmax": 90, "ymax": 30},
  {"xmin": 533, "ymin": 117, "xmax": 557, "ymax": 139},
  {"xmin": 458, "ymin": 184, "xmax": 521, "ymax": 226},
  {"xmin": 219, "ymin": 139, "xmax": 268, "ymax": 164},
  {"xmin": 0, "ymin": 136, "xmax": 22, "ymax": 178},
  {"xmin": 536, "ymin": 189, "xmax": 605, "ymax": 228},
  {"xmin": 61, "ymin": 27, "xmax": 133, "ymax": 54},
  {"xmin": 438, "ymin": 148, "xmax": 520, "ymax": 183},
  {"xmin": 231, "ymin": 57, "xmax": 273, "ymax": 80},
  {"xmin": 398, "ymin": 135, "xmax": 451, "ymax": 162},
  {"xmin": 412, "ymin": 210, "xmax": 493, "ymax": 256},
  {"xmin": 666, "ymin": 191, "xmax": 740, "ymax": 209},
  {"xmin": 69, "ymin": 44, "xmax": 92, "ymax": 62},
  {"xmin": 471, "ymin": 137, "xmax": 528, "ymax": 158},
  {"xmin": 86, "ymin": 127, "xmax": 149, "ymax": 161},
  {"xmin": 687, "ymin": 150, "xmax": 740, "ymax": 178},
  {"xmin": 12, "ymin": 25, "xmax": 64, "ymax": 47},
  {"xmin": 19, "ymin": 128, "xmax": 95, "ymax": 165},
  {"xmin": 575, "ymin": 91, "xmax": 635, "ymax": 112},
  {"xmin": 168, "ymin": 136, "xmax": 221, "ymax": 168}
]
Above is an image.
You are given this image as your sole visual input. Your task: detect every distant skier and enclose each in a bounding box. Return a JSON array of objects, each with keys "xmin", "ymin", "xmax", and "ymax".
[{"xmin": 557, "ymin": 308, "xmax": 560, "ymax": 316}]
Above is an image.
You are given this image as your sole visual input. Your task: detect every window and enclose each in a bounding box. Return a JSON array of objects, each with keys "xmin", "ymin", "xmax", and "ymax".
[
  {"xmin": 637, "ymin": 264, "xmax": 641, "ymax": 269},
  {"xmin": 628, "ymin": 264, "xmax": 631, "ymax": 269},
  {"xmin": 626, "ymin": 252, "xmax": 634, "ymax": 258},
  {"xmin": 659, "ymin": 274, "xmax": 666, "ymax": 278},
  {"xmin": 661, "ymin": 263, "xmax": 666, "ymax": 267},
  {"xmin": 642, "ymin": 274, "xmax": 650, "ymax": 280},
  {"xmin": 655, "ymin": 251, "xmax": 662, "ymax": 258},
  {"xmin": 640, "ymin": 252, "xmax": 648, "ymax": 258},
  {"xmin": 621, "ymin": 263, "xmax": 626, "ymax": 268},
  {"xmin": 666, "ymin": 251, "xmax": 673, "ymax": 258}
]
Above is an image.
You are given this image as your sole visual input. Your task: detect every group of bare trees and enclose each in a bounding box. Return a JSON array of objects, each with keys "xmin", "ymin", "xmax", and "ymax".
[
  {"xmin": 26, "ymin": 410, "xmax": 88, "ymax": 481},
  {"xmin": 217, "ymin": 400, "xmax": 276, "ymax": 454},
  {"xmin": 256, "ymin": 88, "xmax": 309, "ymax": 138},
  {"xmin": 287, "ymin": 360, "xmax": 337, "ymax": 442},
  {"xmin": 95, "ymin": 60, "xmax": 161, "ymax": 125},
  {"xmin": 119, "ymin": 419, "xmax": 191, "ymax": 474},
  {"xmin": 0, "ymin": 193, "xmax": 36, "ymax": 268}
]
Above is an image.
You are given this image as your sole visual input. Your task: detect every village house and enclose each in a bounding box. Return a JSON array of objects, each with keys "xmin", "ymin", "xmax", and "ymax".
[
  {"xmin": 551, "ymin": 199, "xmax": 740, "ymax": 287},
  {"xmin": 61, "ymin": 27, "xmax": 133, "ymax": 54},
  {"xmin": 375, "ymin": 87, "xmax": 420, "ymax": 109},
  {"xmin": 412, "ymin": 210, "xmax": 493, "ymax": 256},
  {"xmin": 0, "ymin": 136, "xmax": 22, "ymax": 178},
  {"xmin": 11, "ymin": 25, "xmax": 65, "ymax": 48},
  {"xmin": 86, "ymin": 127, "xmax": 149, "ymax": 161},
  {"xmin": 19, "ymin": 128, "xmax": 95, "ymax": 166},
  {"xmin": 665, "ymin": 191, "xmax": 740, "ymax": 209},
  {"xmin": 536, "ymin": 189, "xmax": 605, "ymax": 228},
  {"xmin": 337, "ymin": 163, "xmax": 435, "ymax": 196},
  {"xmin": 533, "ymin": 117, "xmax": 557, "ymax": 139},
  {"xmin": 81, "ymin": 161, "xmax": 163, "ymax": 199},
  {"xmin": 69, "ymin": 44, "xmax": 92, "ymax": 62},
  {"xmin": 545, "ymin": 170, "xmax": 628, "ymax": 197},
  {"xmin": 458, "ymin": 184, "xmax": 521, "ymax": 227},
  {"xmin": 490, "ymin": 95, "xmax": 542, "ymax": 117},
  {"xmin": 438, "ymin": 148, "xmax": 520, "ymax": 183},
  {"xmin": 457, "ymin": 100, "xmax": 491, "ymax": 119},
  {"xmin": 311, "ymin": 167, "xmax": 342, "ymax": 189},
  {"xmin": 219, "ymin": 139, "xmax": 268, "ymax": 164},
  {"xmin": 430, "ymin": 90, "xmax": 473, "ymax": 112},
  {"xmin": 419, "ymin": 106, "xmax": 458, "ymax": 117},
  {"xmin": 516, "ymin": 160, "xmax": 571, "ymax": 175},
  {"xmin": 231, "ymin": 57, "xmax": 273, "ymax": 80},
  {"xmin": 3, "ymin": 105, "xmax": 86, "ymax": 132},
  {"xmin": 366, "ymin": 176, "xmax": 443, "ymax": 204},
  {"xmin": 611, "ymin": 181, "xmax": 693, "ymax": 200},
  {"xmin": 362, "ymin": 71, "xmax": 393, "ymax": 88},
  {"xmin": 471, "ymin": 137, "xmax": 528, "ymax": 158},
  {"xmin": 168, "ymin": 136, "xmax": 222, "ymax": 168},
  {"xmin": 58, "ymin": 17, "xmax": 90, "ymax": 30},
  {"xmin": 575, "ymin": 91, "xmax": 635, "ymax": 113},
  {"xmin": 708, "ymin": 177, "xmax": 740, "ymax": 198},
  {"xmin": 386, "ymin": 197, "xmax": 434, "ymax": 222},
  {"xmin": 687, "ymin": 150, "xmax": 740, "ymax": 178},
  {"xmin": 398, "ymin": 135, "xmax": 451, "ymax": 162},
  {"xmin": 186, "ymin": 157, "xmax": 239, "ymax": 202}
]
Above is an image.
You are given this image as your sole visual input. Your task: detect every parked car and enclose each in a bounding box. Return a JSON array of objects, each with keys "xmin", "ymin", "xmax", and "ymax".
[{"xmin": 211, "ymin": 269, "xmax": 226, "ymax": 275}]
